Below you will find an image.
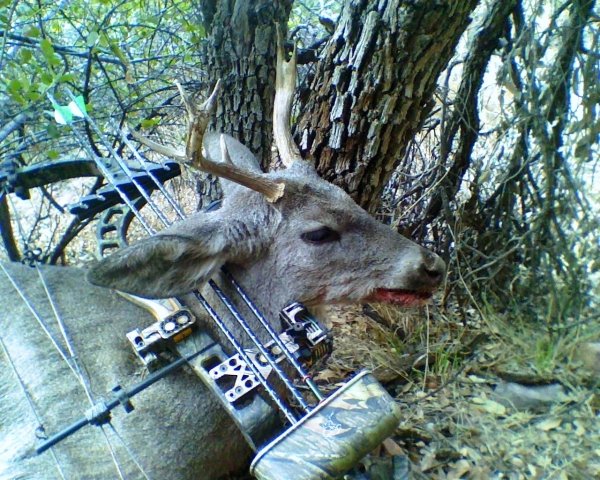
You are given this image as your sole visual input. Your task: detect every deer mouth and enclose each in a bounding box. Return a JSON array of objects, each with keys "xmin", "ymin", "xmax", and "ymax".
[{"xmin": 367, "ymin": 288, "xmax": 433, "ymax": 306}]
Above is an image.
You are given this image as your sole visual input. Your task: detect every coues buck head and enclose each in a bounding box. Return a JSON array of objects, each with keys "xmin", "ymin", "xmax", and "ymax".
[{"xmin": 87, "ymin": 36, "xmax": 446, "ymax": 321}]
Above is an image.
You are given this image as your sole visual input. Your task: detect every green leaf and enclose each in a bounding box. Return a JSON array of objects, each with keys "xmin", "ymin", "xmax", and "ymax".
[
  {"xmin": 40, "ymin": 38, "xmax": 55, "ymax": 57},
  {"xmin": 87, "ymin": 31, "xmax": 99, "ymax": 47},
  {"xmin": 109, "ymin": 42, "xmax": 128, "ymax": 64},
  {"xmin": 41, "ymin": 71, "xmax": 54, "ymax": 85},
  {"xmin": 59, "ymin": 73, "xmax": 76, "ymax": 83},
  {"xmin": 140, "ymin": 118, "xmax": 160, "ymax": 128},
  {"xmin": 7, "ymin": 79, "xmax": 22, "ymax": 94},
  {"xmin": 19, "ymin": 75, "xmax": 30, "ymax": 91},
  {"xmin": 48, "ymin": 55, "xmax": 61, "ymax": 67},
  {"xmin": 98, "ymin": 33, "xmax": 110, "ymax": 48},
  {"xmin": 25, "ymin": 26, "xmax": 41, "ymax": 38},
  {"xmin": 46, "ymin": 123, "xmax": 60, "ymax": 139},
  {"xmin": 26, "ymin": 91, "xmax": 41, "ymax": 102},
  {"xmin": 19, "ymin": 48, "xmax": 33, "ymax": 63},
  {"xmin": 47, "ymin": 150, "xmax": 60, "ymax": 160},
  {"xmin": 8, "ymin": 91, "xmax": 26, "ymax": 105}
]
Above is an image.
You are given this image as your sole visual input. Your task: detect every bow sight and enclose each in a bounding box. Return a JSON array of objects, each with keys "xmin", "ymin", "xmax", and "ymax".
[{"xmin": 34, "ymin": 89, "xmax": 402, "ymax": 479}]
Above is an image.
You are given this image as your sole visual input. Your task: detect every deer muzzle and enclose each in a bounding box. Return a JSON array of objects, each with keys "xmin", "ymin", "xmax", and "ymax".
[{"xmin": 366, "ymin": 248, "xmax": 446, "ymax": 307}]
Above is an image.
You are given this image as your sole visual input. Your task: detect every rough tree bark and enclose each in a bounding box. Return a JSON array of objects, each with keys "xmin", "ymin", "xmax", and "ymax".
[
  {"xmin": 199, "ymin": 0, "xmax": 293, "ymax": 169},
  {"xmin": 296, "ymin": 0, "xmax": 479, "ymax": 213}
]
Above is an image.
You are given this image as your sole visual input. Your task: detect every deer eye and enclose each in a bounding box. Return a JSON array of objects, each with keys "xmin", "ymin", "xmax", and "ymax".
[{"xmin": 301, "ymin": 226, "xmax": 340, "ymax": 244}]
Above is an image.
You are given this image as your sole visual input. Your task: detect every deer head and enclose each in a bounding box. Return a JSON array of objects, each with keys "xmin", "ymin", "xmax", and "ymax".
[{"xmin": 87, "ymin": 32, "xmax": 445, "ymax": 317}]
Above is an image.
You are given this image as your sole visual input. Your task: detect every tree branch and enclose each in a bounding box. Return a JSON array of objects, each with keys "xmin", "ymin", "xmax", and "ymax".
[
  {"xmin": 0, "ymin": 112, "xmax": 29, "ymax": 144},
  {"xmin": 0, "ymin": 193, "xmax": 20, "ymax": 261},
  {"xmin": 418, "ymin": 0, "xmax": 517, "ymax": 231},
  {"xmin": 0, "ymin": 30, "xmax": 124, "ymax": 66}
]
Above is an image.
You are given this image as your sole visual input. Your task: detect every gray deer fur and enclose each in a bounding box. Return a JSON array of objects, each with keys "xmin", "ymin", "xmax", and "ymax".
[{"xmin": 0, "ymin": 133, "xmax": 445, "ymax": 479}]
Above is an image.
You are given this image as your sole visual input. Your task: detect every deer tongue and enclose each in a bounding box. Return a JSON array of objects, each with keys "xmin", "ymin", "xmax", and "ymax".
[{"xmin": 367, "ymin": 289, "xmax": 432, "ymax": 307}]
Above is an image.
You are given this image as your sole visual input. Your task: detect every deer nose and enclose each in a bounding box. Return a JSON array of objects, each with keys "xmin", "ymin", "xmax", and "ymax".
[{"xmin": 418, "ymin": 250, "xmax": 446, "ymax": 288}]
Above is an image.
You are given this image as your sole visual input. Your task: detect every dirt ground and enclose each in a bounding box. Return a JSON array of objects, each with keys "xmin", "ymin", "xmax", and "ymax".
[{"xmin": 317, "ymin": 303, "xmax": 600, "ymax": 480}]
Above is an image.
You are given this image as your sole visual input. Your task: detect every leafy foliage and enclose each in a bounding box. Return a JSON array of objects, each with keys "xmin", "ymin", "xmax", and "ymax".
[{"xmin": 0, "ymin": 0, "xmax": 204, "ymax": 164}]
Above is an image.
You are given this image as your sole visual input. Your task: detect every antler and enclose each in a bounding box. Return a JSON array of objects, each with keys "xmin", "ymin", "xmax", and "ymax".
[
  {"xmin": 130, "ymin": 81, "xmax": 285, "ymax": 203},
  {"xmin": 274, "ymin": 25, "xmax": 304, "ymax": 168}
]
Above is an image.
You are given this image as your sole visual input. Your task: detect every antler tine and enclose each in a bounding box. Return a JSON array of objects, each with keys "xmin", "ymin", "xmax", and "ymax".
[
  {"xmin": 130, "ymin": 81, "xmax": 285, "ymax": 203},
  {"xmin": 183, "ymin": 80, "xmax": 218, "ymax": 161},
  {"xmin": 216, "ymin": 135, "xmax": 285, "ymax": 202},
  {"xmin": 129, "ymin": 128, "xmax": 187, "ymax": 161},
  {"xmin": 175, "ymin": 79, "xmax": 220, "ymax": 120},
  {"xmin": 200, "ymin": 79, "xmax": 221, "ymax": 113},
  {"xmin": 274, "ymin": 24, "xmax": 304, "ymax": 168},
  {"xmin": 175, "ymin": 80, "xmax": 194, "ymax": 121}
]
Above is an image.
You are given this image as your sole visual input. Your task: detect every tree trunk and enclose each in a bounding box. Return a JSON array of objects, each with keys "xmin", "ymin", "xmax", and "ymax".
[
  {"xmin": 297, "ymin": 0, "xmax": 479, "ymax": 213},
  {"xmin": 199, "ymin": 0, "xmax": 293, "ymax": 169}
]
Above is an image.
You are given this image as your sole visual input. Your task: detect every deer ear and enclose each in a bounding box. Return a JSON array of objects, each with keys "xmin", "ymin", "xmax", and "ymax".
[
  {"xmin": 87, "ymin": 233, "xmax": 228, "ymax": 298},
  {"xmin": 86, "ymin": 212, "xmax": 266, "ymax": 298}
]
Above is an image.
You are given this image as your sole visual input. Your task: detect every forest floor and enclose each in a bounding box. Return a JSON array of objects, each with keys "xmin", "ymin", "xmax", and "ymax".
[{"xmin": 318, "ymin": 302, "xmax": 600, "ymax": 480}]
